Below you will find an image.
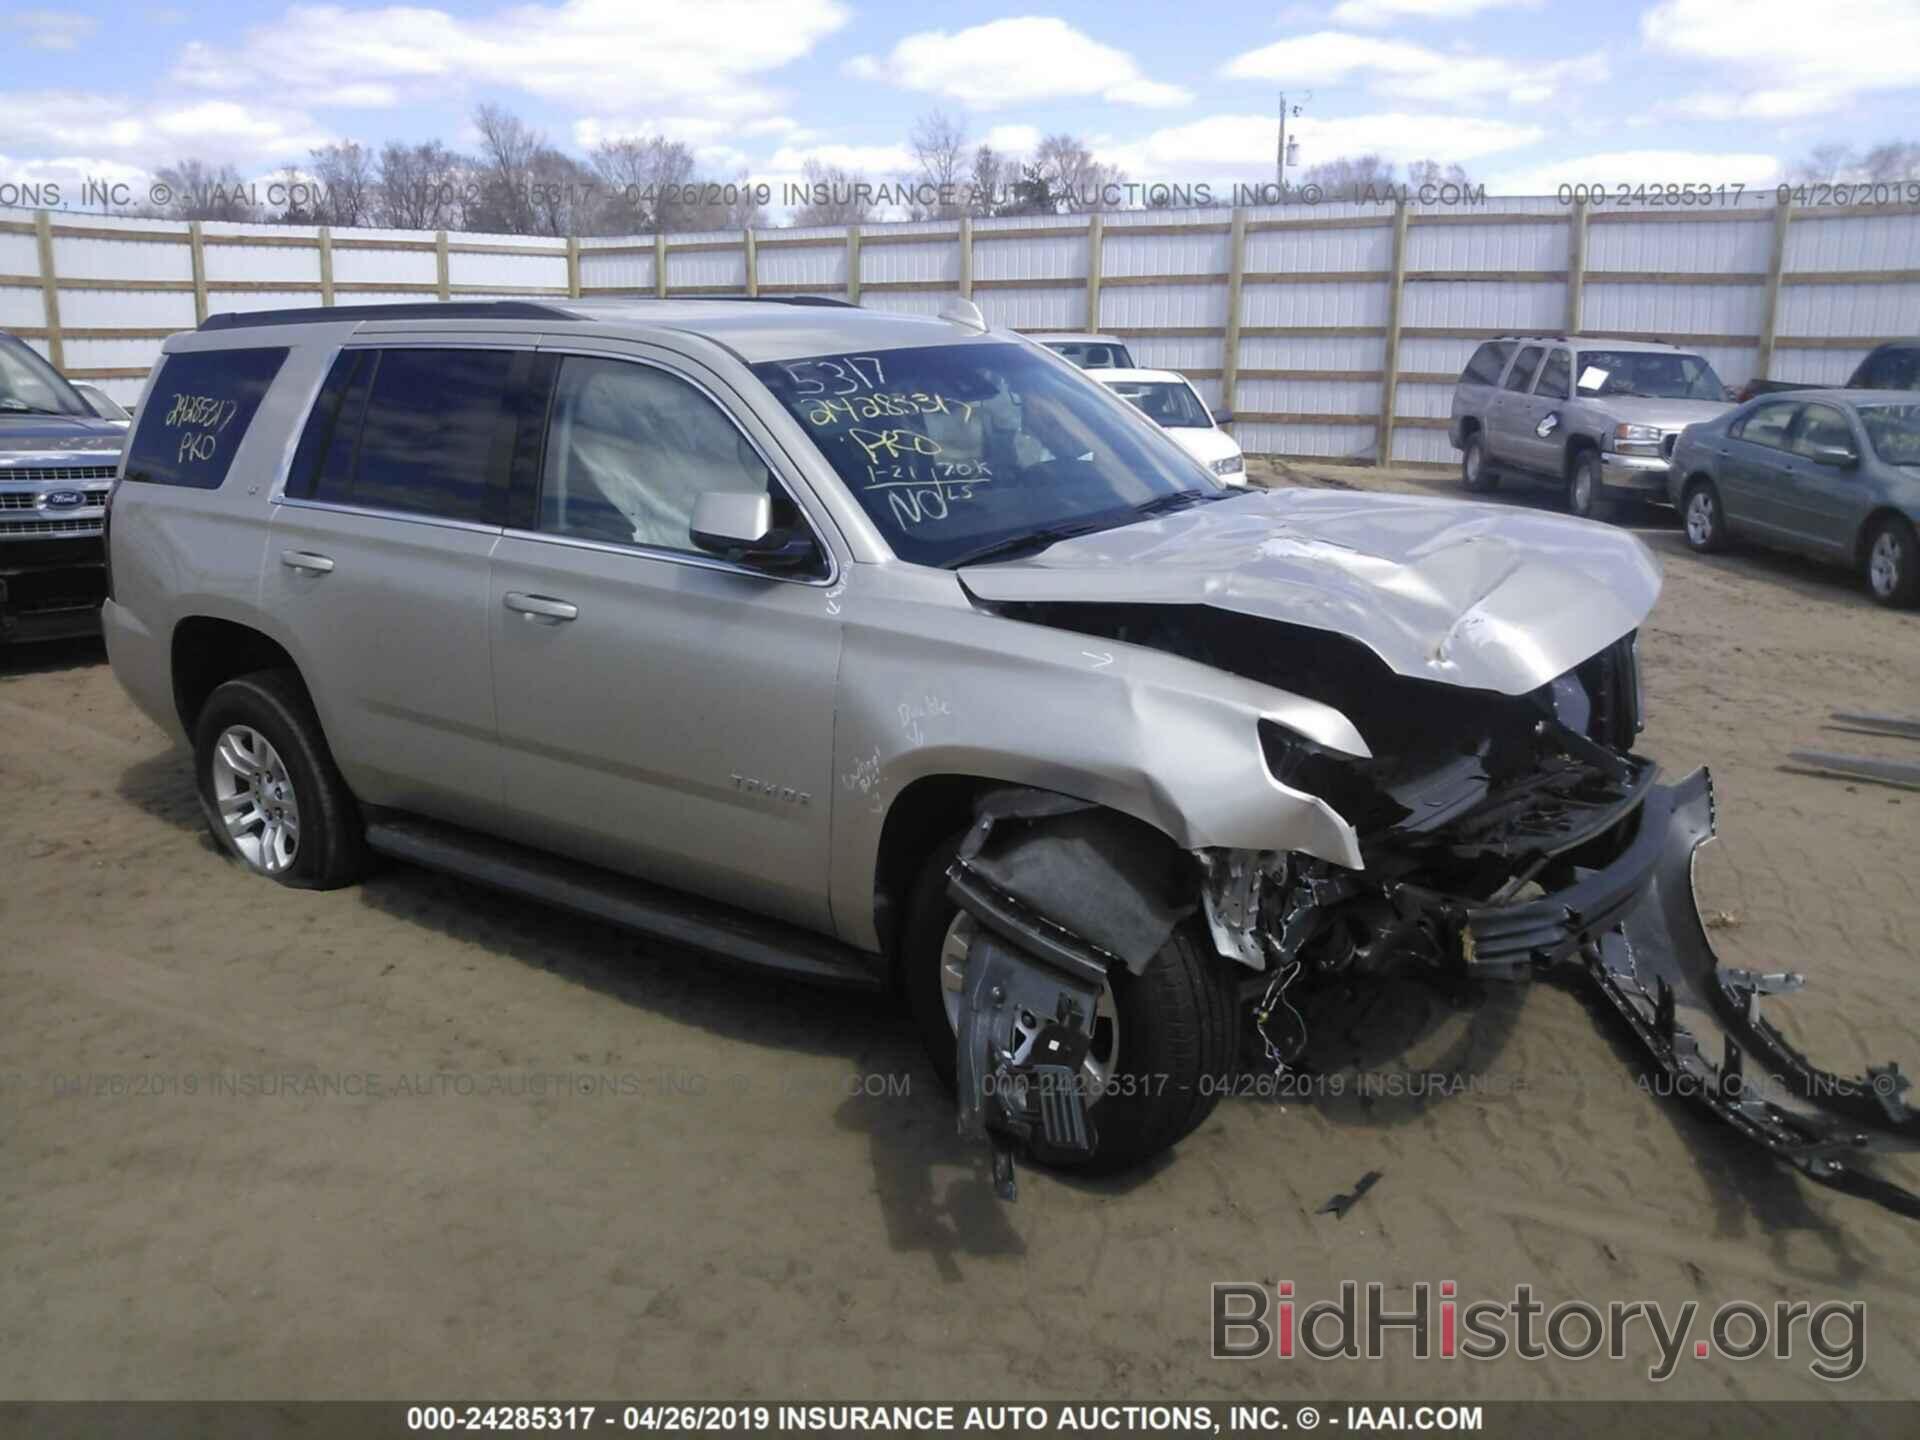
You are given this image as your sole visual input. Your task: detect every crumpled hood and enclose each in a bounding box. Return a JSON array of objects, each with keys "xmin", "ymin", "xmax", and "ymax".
[
  {"xmin": 960, "ymin": 488, "xmax": 1662, "ymax": 696},
  {"xmin": 0, "ymin": 413, "xmax": 125, "ymax": 455}
]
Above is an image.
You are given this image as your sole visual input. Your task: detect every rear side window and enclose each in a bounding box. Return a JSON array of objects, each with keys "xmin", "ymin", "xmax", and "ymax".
[
  {"xmin": 1731, "ymin": 401, "xmax": 1799, "ymax": 449},
  {"xmin": 1536, "ymin": 348, "xmax": 1572, "ymax": 399},
  {"xmin": 1461, "ymin": 341, "xmax": 1512, "ymax": 387},
  {"xmin": 307, "ymin": 348, "xmax": 516, "ymax": 523},
  {"xmin": 124, "ymin": 346, "xmax": 288, "ymax": 489},
  {"xmin": 1504, "ymin": 346, "xmax": 1544, "ymax": 393}
]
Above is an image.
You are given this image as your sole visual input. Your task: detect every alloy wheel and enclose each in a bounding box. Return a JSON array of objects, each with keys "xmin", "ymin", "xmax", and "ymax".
[{"xmin": 210, "ymin": 724, "xmax": 300, "ymax": 875}]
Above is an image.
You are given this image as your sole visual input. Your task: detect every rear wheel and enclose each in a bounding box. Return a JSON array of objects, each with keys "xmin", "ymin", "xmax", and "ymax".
[
  {"xmin": 1461, "ymin": 431, "xmax": 1498, "ymax": 492},
  {"xmin": 1567, "ymin": 450, "xmax": 1614, "ymax": 522},
  {"xmin": 903, "ymin": 836, "xmax": 1238, "ymax": 1174},
  {"xmin": 192, "ymin": 669, "xmax": 366, "ymax": 889},
  {"xmin": 1682, "ymin": 478, "xmax": 1728, "ymax": 553},
  {"xmin": 1865, "ymin": 516, "xmax": 1919, "ymax": 608}
]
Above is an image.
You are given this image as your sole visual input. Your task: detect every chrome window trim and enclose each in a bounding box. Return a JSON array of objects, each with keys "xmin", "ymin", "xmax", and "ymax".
[
  {"xmin": 271, "ymin": 494, "xmax": 505, "ymax": 538},
  {"xmin": 496, "ymin": 524, "xmax": 839, "ymax": 589}
]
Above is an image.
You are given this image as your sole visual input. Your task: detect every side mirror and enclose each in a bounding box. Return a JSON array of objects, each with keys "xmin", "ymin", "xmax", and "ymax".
[
  {"xmin": 689, "ymin": 491, "xmax": 820, "ymax": 571},
  {"xmin": 1212, "ymin": 408, "xmax": 1234, "ymax": 426},
  {"xmin": 1807, "ymin": 444, "xmax": 1859, "ymax": 469}
]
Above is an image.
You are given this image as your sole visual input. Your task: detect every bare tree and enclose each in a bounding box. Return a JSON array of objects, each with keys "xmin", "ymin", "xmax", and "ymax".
[
  {"xmin": 375, "ymin": 140, "xmax": 464, "ymax": 230},
  {"xmin": 908, "ymin": 110, "xmax": 969, "ymax": 219},
  {"xmin": 152, "ymin": 159, "xmax": 259, "ymax": 221},
  {"xmin": 967, "ymin": 143, "xmax": 1015, "ymax": 215},
  {"xmin": 469, "ymin": 102, "xmax": 546, "ymax": 233},
  {"xmin": 1300, "ymin": 154, "xmax": 1397, "ymax": 200},
  {"xmin": 793, "ymin": 159, "xmax": 875, "ymax": 226},
  {"xmin": 1790, "ymin": 143, "xmax": 1857, "ymax": 185},
  {"xmin": 307, "ymin": 141, "xmax": 376, "ymax": 226},
  {"xmin": 1032, "ymin": 133, "xmax": 1124, "ymax": 212},
  {"xmin": 1862, "ymin": 141, "xmax": 1920, "ymax": 181},
  {"xmin": 1405, "ymin": 158, "xmax": 1474, "ymax": 190}
]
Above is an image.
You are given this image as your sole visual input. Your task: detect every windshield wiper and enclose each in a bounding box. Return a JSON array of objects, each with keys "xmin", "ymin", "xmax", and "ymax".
[
  {"xmin": 946, "ymin": 517, "xmax": 1117, "ymax": 569},
  {"xmin": 1132, "ymin": 488, "xmax": 1220, "ymax": 518}
]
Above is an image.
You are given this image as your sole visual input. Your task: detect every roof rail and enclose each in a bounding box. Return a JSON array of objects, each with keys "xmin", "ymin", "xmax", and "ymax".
[
  {"xmin": 197, "ymin": 301, "xmax": 577, "ymax": 331},
  {"xmin": 605, "ymin": 294, "xmax": 858, "ymax": 309}
]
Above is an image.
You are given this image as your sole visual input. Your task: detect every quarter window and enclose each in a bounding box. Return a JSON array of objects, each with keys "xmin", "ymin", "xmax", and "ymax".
[
  {"xmin": 124, "ymin": 346, "xmax": 288, "ymax": 489},
  {"xmin": 537, "ymin": 355, "xmax": 792, "ymax": 556},
  {"xmin": 1461, "ymin": 341, "xmax": 1512, "ymax": 387},
  {"xmin": 1503, "ymin": 346, "xmax": 1544, "ymax": 393}
]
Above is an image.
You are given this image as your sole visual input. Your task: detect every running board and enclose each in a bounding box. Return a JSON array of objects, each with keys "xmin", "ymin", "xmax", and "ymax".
[{"xmin": 363, "ymin": 814, "xmax": 885, "ymax": 990}]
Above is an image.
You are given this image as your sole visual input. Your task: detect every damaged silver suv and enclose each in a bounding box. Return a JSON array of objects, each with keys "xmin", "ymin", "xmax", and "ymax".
[{"xmin": 104, "ymin": 299, "xmax": 1919, "ymax": 1204}]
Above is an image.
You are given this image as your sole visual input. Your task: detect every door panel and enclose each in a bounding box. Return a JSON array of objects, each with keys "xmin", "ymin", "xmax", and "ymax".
[
  {"xmin": 485, "ymin": 348, "xmax": 843, "ymax": 934},
  {"xmin": 1489, "ymin": 345, "xmax": 1545, "ymax": 468},
  {"xmin": 265, "ymin": 502, "xmax": 502, "ymax": 826},
  {"xmin": 488, "ymin": 537, "xmax": 840, "ymax": 932},
  {"xmin": 1719, "ymin": 401, "xmax": 1801, "ymax": 537},
  {"xmin": 1783, "ymin": 403, "xmax": 1864, "ymax": 553}
]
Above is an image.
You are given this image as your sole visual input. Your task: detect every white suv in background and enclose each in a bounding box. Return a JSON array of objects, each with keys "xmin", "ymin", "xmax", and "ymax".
[{"xmin": 1092, "ymin": 368, "xmax": 1246, "ymax": 485}]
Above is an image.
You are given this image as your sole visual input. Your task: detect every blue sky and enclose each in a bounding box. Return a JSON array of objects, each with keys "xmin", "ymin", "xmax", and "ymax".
[{"xmin": 3, "ymin": 0, "xmax": 1918, "ymax": 205}]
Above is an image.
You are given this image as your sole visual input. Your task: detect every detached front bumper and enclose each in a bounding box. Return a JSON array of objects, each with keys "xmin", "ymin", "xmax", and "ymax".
[{"xmin": 1566, "ymin": 769, "xmax": 1920, "ymax": 1212}]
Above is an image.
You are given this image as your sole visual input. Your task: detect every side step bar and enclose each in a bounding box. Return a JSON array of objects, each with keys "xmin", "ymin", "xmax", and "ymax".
[{"xmin": 363, "ymin": 814, "xmax": 885, "ymax": 990}]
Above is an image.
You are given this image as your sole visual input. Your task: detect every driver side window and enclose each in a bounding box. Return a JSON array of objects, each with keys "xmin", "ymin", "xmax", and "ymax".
[{"xmin": 538, "ymin": 356, "xmax": 796, "ymax": 555}]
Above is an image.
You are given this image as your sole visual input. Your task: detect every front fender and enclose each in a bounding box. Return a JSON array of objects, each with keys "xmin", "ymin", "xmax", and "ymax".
[{"xmin": 828, "ymin": 592, "xmax": 1365, "ymax": 951}]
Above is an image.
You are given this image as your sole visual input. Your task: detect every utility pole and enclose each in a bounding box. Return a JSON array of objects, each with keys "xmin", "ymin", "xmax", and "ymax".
[{"xmin": 1276, "ymin": 93, "xmax": 1306, "ymax": 195}]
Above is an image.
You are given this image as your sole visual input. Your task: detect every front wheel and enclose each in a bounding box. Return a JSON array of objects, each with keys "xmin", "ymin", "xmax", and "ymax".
[
  {"xmin": 1461, "ymin": 432, "xmax": 1498, "ymax": 493},
  {"xmin": 904, "ymin": 840, "xmax": 1239, "ymax": 1174},
  {"xmin": 1865, "ymin": 516, "xmax": 1919, "ymax": 608},
  {"xmin": 1682, "ymin": 478, "xmax": 1728, "ymax": 553},
  {"xmin": 1566, "ymin": 450, "xmax": 1614, "ymax": 522}
]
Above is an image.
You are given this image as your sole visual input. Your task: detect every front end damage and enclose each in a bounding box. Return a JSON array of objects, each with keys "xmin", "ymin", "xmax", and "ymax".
[{"xmin": 944, "ymin": 616, "xmax": 1920, "ymax": 1212}]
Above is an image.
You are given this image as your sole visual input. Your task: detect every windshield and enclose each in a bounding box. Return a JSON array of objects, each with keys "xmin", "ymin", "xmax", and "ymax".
[
  {"xmin": 0, "ymin": 334, "xmax": 90, "ymax": 417},
  {"xmin": 752, "ymin": 341, "xmax": 1221, "ymax": 568},
  {"xmin": 1574, "ymin": 350, "xmax": 1725, "ymax": 402},
  {"xmin": 1101, "ymin": 379, "xmax": 1213, "ymax": 429},
  {"xmin": 1858, "ymin": 403, "xmax": 1920, "ymax": 465},
  {"xmin": 1043, "ymin": 340, "xmax": 1135, "ymax": 369}
]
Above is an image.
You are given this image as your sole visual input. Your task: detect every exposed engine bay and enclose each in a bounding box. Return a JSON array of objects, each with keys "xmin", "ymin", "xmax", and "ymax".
[{"xmin": 946, "ymin": 605, "xmax": 1920, "ymax": 1213}]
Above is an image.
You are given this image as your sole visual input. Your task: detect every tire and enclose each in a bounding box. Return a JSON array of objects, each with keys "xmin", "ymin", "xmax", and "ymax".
[
  {"xmin": 1681, "ymin": 478, "xmax": 1728, "ymax": 554},
  {"xmin": 903, "ymin": 835, "xmax": 1239, "ymax": 1174},
  {"xmin": 1566, "ymin": 450, "xmax": 1614, "ymax": 522},
  {"xmin": 192, "ymin": 668, "xmax": 366, "ymax": 889},
  {"xmin": 1864, "ymin": 515, "xmax": 1920, "ymax": 608},
  {"xmin": 1460, "ymin": 431, "xmax": 1498, "ymax": 493}
]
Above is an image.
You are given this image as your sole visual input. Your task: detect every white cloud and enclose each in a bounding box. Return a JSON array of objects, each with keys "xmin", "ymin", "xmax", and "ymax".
[
  {"xmin": 8, "ymin": 9, "xmax": 99, "ymax": 49},
  {"xmin": 172, "ymin": 0, "xmax": 850, "ymax": 120},
  {"xmin": 1225, "ymin": 30, "xmax": 1603, "ymax": 107},
  {"xmin": 1643, "ymin": 0, "xmax": 1920, "ymax": 118},
  {"xmin": 1098, "ymin": 111, "xmax": 1545, "ymax": 182},
  {"xmin": 766, "ymin": 142, "xmax": 917, "ymax": 176},
  {"xmin": 982, "ymin": 125, "xmax": 1042, "ymax": 157},
  {"xmin": 1331, "ymin": 0, "xmax": 1538, "ymax": 23},
  {"xmin": 1488, "ymin": 149, "xmax": 1781, "ymax": 194},
  {"xmin": 0, "ymin": 91, "xmax": 333, "ymax": 167},
  {"xmin": 844, "ymin": 18, "xmax": 1191, "ymax": 110}
]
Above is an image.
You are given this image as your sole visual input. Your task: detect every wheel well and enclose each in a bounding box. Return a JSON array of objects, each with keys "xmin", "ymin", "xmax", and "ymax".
[
  {"xmin": 872, "ymin": 775, "xmax": 992, "ymax": 968},
  {"xmin": 171, "ymin": 617, "xmax": 301, "ymax": 733},
  {"xmin": 1564, "ymin": 434, "xmax": 1599, "ymax": 476},
  {"xmin": 1459, "ymin": 416, "xmax": 1482, "ymax": 441},
  {"xmin": 1855, "ymin": 507, "xmax": 1915, "ymax": 565},
  {"xmin": 1681, "ymin": 471, "xmax": 1714, "ymax": 496}
]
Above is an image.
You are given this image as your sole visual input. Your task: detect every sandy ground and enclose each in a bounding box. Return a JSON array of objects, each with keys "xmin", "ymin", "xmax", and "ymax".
[{"xmin": 3, "ymin": 463, "xmax": 1919, "ymax": 1406}]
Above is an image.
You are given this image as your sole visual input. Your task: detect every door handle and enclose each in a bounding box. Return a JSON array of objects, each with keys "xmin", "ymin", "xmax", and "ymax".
[
  {"xmin": 503, "ymin": 591, "xmax": 578, "ymax": 623},
  {"xmin": 280, "ymin": 550, "xmax": 334, "ymax": 575}
]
